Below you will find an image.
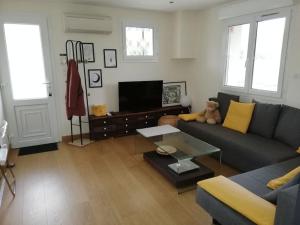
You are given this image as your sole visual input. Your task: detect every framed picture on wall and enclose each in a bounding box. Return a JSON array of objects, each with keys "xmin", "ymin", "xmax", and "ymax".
[
  {"xmin": 162, "ymin": 81, "xmax": 187, "ymax": 107},
  {"xmin": 82, "ymin": 43, "xmax": 95, "ymax": 62},
  {"xmin": 88, "ymin": 69, "xmax": 103, "ymax": 88},
  {"xmin": 103, "ymin": 49, "xmax": 117, "ymax": 68}
]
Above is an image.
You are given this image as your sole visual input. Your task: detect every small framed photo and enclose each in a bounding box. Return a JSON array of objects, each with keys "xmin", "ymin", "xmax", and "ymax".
[
  {"xmin": 162, "ymin": 81, "xmax": 187, "ymax": 107},
  {"xmin": 82, "ymin": 43, "xmax": 95, "ymax": 63},
  {"xmin": 103, "ymin": 49, "xmax": 117, "ymax": 68},
  {"xmin": 88, "ymin": 69, "xmax": 103, "ymax": 88}
]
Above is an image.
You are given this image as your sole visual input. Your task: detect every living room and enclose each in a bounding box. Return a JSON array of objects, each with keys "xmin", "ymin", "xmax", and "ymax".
[{"xmin": 0, "ymin": 0, "xmax": 300, "ymax": 224}]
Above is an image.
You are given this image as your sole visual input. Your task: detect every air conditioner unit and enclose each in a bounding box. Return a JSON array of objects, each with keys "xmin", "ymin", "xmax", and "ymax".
[{"xmin": 64, "ymin": 13, "xmax": 112, "ymax": 34}]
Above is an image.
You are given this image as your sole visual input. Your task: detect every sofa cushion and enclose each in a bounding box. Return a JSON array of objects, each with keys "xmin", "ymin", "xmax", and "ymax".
[
  {"xmin": 274, "ymin": 105, "xmax": 300, "ymax": 148},
  {"xmin": 267, "ymin": 166, "xmax": 300, "ymax": 190},
  {"xmin": 249, "ymin": 101, "xmax": 281, "ymax": 138},
  {"xmin": 223, "ymin": 101, "xmax": 255, "ymax": 134},
  {"xmin": 217, "ymin": 92, "xmax": 240, "ymax": 122},
  {"xmin": 178, "ymin": 121, "xmax": 298, "ymax": 172},
  {"xmin": 263, "ymin": 173, "xmax": 300, "ymax": 204},
  {"xmin": 178, "ymin": 113, "xmax": 199, "ymax": 121},
  {"xmin": 230, "ymin": 157, "xmax": 300, "ymax": 196}
]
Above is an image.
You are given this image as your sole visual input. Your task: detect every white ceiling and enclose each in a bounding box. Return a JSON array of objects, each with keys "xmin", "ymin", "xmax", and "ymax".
[
  {"xmin": 71, "ymin": 0, "xmax": 234, "ymax": 11},
  {"xmin": 27, "ymin": 0, "xmax": 234, "ymax": 11}
]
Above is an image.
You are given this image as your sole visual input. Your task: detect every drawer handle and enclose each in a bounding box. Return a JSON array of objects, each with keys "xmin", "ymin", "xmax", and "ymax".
[
  {"xmin": 125, "ymin": 130, "xmax": 128, "ymax": 134},
  {"xmin": 164, "ymin": 113, "xmax": 167, "ymax": 116},
  {"xmin": 104, "ymin": 134, "xmax": 107, "ymax": 137},
  {"xmin": 125, "ymin": 118, "xmax": 128, "ymax": 121},
  {"xmin": 145, "ymin": 115, "xmax": 148, "ymax": 118},
  {"xmin": 145, "ymin": 122, "xmax": 148, "ymax": 124},
  {"xmin": 104, "ymin": 121, "xmax": 107, "ymax": 124},
  {"xmin": 104, "ymin": 127, "xmax": 107, "ymax": 130},
  {"xmin": 125, "ymin": 124, "xmax": 128, "ymax": 127}
]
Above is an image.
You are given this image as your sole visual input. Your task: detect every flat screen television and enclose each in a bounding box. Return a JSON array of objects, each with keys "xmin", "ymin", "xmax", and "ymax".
[{"xmin": 119, "ymin": 80, "xmax": 163, "ymax": 112}]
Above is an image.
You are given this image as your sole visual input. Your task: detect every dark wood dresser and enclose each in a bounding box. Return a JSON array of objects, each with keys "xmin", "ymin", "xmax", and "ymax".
[{"xmin": 89, "ymin": 106, "xmax": 189, "ymax": 140}]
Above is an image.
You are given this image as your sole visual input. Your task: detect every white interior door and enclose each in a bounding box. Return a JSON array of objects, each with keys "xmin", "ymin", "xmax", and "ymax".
[{"xmin": 0, "ymin": 14, "xmax": 59, "ymax": 148}]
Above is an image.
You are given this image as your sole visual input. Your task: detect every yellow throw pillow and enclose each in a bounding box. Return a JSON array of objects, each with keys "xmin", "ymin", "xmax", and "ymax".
[
  {"xmin": 223, "ymin": 101, "xmax": 255, "ymax": 134},
  {"xmin": 267, "ymin": 166, "xmax": 300, "ymax": 190},
  {"xmin": 92, "ymin": 104, "xmax": 107, "ymax": 117},
  {"xmin": 297, "ymin": 147, "xmax": 300, "ymax": 154},
  {"xmin": 178, "ymin": 113, "xmax": 200, "ymax": 121}
]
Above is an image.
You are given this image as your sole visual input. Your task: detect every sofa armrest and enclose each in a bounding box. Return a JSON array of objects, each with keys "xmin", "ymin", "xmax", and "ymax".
[
  {"xmin": 196, "ymin": 188, "xmax": 256, "ymax": 225},
  {"xmin": 198, "ymin": 176, "xmax": 275, "ymax": 225},
  {"xmin": 275, "ymin": 185, "xmax": 298, "ymax": 225}
]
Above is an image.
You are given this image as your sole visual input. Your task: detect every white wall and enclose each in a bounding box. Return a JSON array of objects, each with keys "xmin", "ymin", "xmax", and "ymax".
[
  {"xmin": 185, "ymin": 8, "xmax": 222, "ymax": 111},
  {"xmin": 188, "ymin": 2, "xmax": 300, "ymax": 112},
  {"xmin": 0, "ymin": 1, "xmax": 193, "ymax": 137},
  {"xmin": 1, "ymin": 0, "xmax": 299, "ymax": 138},
  {"xmin": 0, "ymin": 90, "xmax": 5, "ymax": 123}
]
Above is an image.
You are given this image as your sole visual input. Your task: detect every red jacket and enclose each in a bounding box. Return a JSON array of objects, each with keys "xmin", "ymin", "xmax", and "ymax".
[{"xmin": 66, "ymin": 60, "xmax": 86, "ymax": 120}]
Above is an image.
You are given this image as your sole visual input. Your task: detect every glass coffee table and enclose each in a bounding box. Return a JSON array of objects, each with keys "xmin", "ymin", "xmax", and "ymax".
[
  {"xmin": 154, "ymin": 131, "xmax": 221, "ymax": 174},
  {"xmin": 135, "ymin": 125, "xmax": 221, "ymax": 192}
]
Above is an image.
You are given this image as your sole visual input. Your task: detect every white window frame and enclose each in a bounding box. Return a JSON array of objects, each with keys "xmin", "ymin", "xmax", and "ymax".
[
  {"xmin": 221, "ymin": 8, "xmax": 291, "ymax": 98},
  {"xmin": 122, "ymin": 21, "xmax": 159, "ymax": 62}
]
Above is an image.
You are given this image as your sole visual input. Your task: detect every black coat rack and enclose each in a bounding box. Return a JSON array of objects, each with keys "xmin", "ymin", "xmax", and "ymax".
[{"xmin": 64, "ymin": 40, "xmax": 91, "ymax": 146}]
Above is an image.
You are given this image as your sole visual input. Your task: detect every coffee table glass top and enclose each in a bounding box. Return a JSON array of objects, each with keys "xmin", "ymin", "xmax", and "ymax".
[{"xmin": 154, "ymin": 132, "xmax": 220, "ymax": 161}]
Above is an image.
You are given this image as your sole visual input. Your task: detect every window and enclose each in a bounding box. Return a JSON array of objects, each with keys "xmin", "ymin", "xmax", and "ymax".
[
  {"xmin": 252, "ymin": 18, "xmax": 286, "ymax": 92},
  {"xmin": 4, "ymin": 23, "xmax": 48, "ymax": 100},
  {"xmin": 123, "ymin": 22, "xmax": 158, "ymax": 61},
  {"xmin": 223, "ymin": 9, "xmax": 290, "ymax": 97},
  {"xmin": 225, "ymin": 24, "xmax": 250, "ymax": 88}
]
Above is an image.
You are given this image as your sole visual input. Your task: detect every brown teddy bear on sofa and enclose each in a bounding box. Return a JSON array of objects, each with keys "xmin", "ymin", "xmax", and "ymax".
[{"xmin": 197, "ymin": 101, "xmax": 221, "ymax": 125}]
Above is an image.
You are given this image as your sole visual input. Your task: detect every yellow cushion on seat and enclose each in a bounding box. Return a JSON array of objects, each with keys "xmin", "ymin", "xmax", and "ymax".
[
  {"xmin": 267, "ymin": 166, "xmax": 300, "ymax": 190},
  {"xmin": 297, "ymin": 147, "xmax": 300, "ymax": 154},
  {"xmin": 223, "ymin": 101, "xmax": 255, "ymax": 134},
  {"xmin": 198, "ymin": 176, "xmax": 276, "ymax": 225},
  {"xmin": 178, "ymin": 113, "xmax": 200, "ymax": 121}
]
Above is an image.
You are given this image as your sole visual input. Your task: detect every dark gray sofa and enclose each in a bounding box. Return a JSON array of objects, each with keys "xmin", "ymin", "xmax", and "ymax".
[
  {"xmin": 196, "ymin": 157, "xmax": 300, "ymax": 225},
  {"xmin": 178, "ymin": 121, "xmax": 298, "ymax": 172},
  {"xmin": 177, "ymin": 92, "xmax": 300, "ymax": 172}
]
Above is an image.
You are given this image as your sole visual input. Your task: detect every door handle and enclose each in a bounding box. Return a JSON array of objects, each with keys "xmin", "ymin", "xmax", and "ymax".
[{"xmin": 43, "ymin": 82, "xmax": 53, "ymax": 97}]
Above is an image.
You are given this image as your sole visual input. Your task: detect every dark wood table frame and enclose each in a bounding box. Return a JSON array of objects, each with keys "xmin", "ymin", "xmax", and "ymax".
[{"xmin": 143, "ymin": 151, "xmax": 214, "ymax": 194}]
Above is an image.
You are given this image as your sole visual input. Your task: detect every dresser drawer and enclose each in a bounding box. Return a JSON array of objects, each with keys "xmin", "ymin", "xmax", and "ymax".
[
  {"xmin": 90, "ymin": 131, "xmax": 112, "ymax": 140},
  {"xmin": 110, "ymin": 117, "xmax": 125, "ymax": 125},
  {"xmin": 91, "ymin": 118, "xmax": 112, "ymax": 127},
  {"xmin": 93, "ymin": 125, "xmax": 115, "ymax": 133}
]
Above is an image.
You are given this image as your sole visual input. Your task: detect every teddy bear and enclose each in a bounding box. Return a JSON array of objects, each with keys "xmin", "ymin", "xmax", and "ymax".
[{"xmin": 196, "ymin": 101, "xmax": 221, "ymax": 125}]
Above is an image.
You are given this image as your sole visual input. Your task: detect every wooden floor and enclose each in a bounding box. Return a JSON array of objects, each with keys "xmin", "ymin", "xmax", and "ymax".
[{"xmin": 0, "ymin": 136, "xmax": 238, "ymax": 225}]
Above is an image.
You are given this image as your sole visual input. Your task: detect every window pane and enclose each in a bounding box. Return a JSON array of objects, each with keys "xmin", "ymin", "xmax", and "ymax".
[
  {"xmin": 252, "ymin": 18, "xmax": 286, "ymax": 92},
  {"xmin": 225, "ymin": 24, "xmax": 250, "ymax": 88},
  {"xmin": 143, "ymin": 28, "xmax": 153, "ymax": 56},
  {"xmin": 125, "ymin": 26, "xmax": 154, "ymax": 57},
  {"xmin": 4, "ymin": 24, "xmax": 48, "ymax": 100}
]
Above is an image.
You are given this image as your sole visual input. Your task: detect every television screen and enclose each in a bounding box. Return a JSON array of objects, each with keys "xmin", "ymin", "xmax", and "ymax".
[{"xmin": 119, "ymin": 80, "xmax": 163, "ymax": 112}]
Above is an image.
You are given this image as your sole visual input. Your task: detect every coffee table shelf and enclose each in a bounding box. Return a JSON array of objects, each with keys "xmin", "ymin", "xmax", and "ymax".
[{"xmin": 143, "ymin": 151, "xmax": 214, "ymax": 189}]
